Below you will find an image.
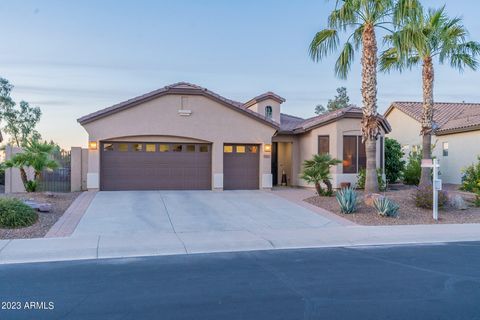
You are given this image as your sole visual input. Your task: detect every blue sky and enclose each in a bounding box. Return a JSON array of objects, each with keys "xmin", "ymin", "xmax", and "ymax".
[{"xmin": 1, "ymin": 0, "xmax": 479, "ymax": 148}]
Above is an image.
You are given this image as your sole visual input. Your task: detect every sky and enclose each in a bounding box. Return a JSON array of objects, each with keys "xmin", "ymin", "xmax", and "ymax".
[{"xmin": 1, "ymin": 0, "xmax": 479, "ymax": 148}]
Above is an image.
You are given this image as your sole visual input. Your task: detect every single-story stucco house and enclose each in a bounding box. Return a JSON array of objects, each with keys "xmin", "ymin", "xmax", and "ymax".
[
  {"xmin": 78, "ymin": 82, "xmax": 390, "ymax": 191},
  {"xmin": 385, "ymin": 101, "xmax": 480, "ymax": 184}
]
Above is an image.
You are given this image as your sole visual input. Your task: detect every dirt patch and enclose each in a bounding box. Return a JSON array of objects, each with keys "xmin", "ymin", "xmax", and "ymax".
[
  {"xmin": 304, "ymin": 186, "xmax": 480, "ymax": 225},
  {"xmin": 0, "ymin": 192, "xmax": 81, "ymax": 239}
]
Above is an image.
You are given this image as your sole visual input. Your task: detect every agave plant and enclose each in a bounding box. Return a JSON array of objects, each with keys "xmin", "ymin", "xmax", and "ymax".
[
  {"xmin": 373, "ymin": 197, "xmax": 400, "ymax": 217},
  {"xmin": 336, "ymin": 187, "xmax": 358, "ymax": 214}
]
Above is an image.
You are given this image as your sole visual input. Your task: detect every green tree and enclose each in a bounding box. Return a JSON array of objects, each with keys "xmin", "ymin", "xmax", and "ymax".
[
  {"xmin": 315, "ymin": 87, "xmax": 352, "ymax": 115},
  {"xmin": 385, "ymin": 138, "xmax": 405, "ymax": 183},
  {"xmin": 3, "ymin": 139, "xmax": 58, "ymax": 192},
  {"xmin": 0, "ymin": 77, "xmax": 42, "ymax": 147},
  {"xmin": 380, "ymin": 5, "xmax": 480, "ymax": 187},
  {"xmin": 314, "ymin": 104, "xmax": 327, "ymax": 115},
  {"xmin": 309, "ymin": 0, "xmax": 416, "ymax": 193},
  {"xmin": 301, "ymin": 154, "xmax": 341, "ymax": 196},
  {"xmin": 403, "ymin": 147, "xmax": 422, "ymax": 185}
]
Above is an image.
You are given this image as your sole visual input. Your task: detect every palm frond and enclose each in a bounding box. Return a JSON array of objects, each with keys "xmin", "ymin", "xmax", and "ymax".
[
  {"xmin": 335, "ymin": 42, "xmax": 355, "ymax": 79},
  {"xmin": 309, "ymin": 29, "xmax": 340, "ymax": 62},
  {"xmin": 379, "ymin": 48, "xmax": 402, "ymax": 72}
]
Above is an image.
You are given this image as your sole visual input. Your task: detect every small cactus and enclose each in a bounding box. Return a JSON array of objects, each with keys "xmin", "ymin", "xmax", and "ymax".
[
  {"xmin": 373, "ymin": 197, "xmax": 399, "ymax": 217},
  {"xmin": 336, "ymin": 187, "xmax": 358, "ymax": 214}
]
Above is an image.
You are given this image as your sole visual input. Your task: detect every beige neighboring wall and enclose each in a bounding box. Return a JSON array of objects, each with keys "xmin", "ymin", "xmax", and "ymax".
[
  {"xmin": 385, "ymin": 107, "xmax": 422, "ymax": 152},
  {"xmin": 82, "ymin": 94, "xmax": 277, "ymax": 190},
  {"xmin": 434, "ymin": 131, "xmax": 480, "ymax": 184}
]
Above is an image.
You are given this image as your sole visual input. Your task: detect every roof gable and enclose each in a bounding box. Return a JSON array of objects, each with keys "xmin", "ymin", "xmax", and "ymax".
[
  {"xmin": 78, "ymin": 82, "xmax": 279, "ymax": 129},
  {"xmin": 243, "ymin": 92, "xmax": 286, "ymax": 109},
  {"xmin": 280, "ymin": 107, "xmax": 391, "ymax": 134}
]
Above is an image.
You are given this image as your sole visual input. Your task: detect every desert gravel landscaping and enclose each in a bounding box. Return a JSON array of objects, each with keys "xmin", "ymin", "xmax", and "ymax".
[
  {"xmin": 305, "ymin": 185, "xmax": 480, "ymax": 226},
  {"xmin": 0, "ymin": 192, "xmax": 80, "ymax": 239}
]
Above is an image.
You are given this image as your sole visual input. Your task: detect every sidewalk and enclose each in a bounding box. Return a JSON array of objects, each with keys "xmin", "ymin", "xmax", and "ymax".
[{"xmin": 1, "ymin": 223, "xmax": 480, "ymax": 264}]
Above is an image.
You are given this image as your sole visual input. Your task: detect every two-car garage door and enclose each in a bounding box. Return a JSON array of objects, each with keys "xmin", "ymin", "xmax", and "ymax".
[
  {"xmin": 100, "ymin": 142, "xmax": 211, "ymax": 191},
  {"xmin": 100, "ymin": 141, "xmax": 260, "ymax": 191}
]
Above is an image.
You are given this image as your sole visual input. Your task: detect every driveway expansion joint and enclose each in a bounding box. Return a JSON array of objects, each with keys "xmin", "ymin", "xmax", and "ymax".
[
  {"xmin": 0, "ymin": 240, "xmax": 12, "ymax": 254},
  {"xmin": 96, "ymin": 236, "xmax": 101, "ymax": 259},
  {"xmin": 158, "ymin": 192, "xmax": 189, "ymax": 254}
]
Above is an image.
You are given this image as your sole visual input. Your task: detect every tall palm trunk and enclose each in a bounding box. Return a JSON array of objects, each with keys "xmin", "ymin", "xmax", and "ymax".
[
  {"xmin": 361, "ymin": 24, "xmax": 380, "ymax": 193},
  {"xmin": 419, "ymin": 56, "xmax": 434, "ymax": 187},
  {"xmin": 19, "ymin": 167, "xmax": 28, "ymax": 188}
]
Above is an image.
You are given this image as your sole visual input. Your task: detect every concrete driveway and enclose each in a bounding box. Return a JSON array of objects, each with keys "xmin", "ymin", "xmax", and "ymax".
[{"xmin": 73, "ymin": 190, "xmax": 339, "ymax": 237}]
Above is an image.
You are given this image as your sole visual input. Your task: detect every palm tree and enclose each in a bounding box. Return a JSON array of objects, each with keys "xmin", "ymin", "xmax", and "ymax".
[
  {"xmin": 3, "ymin": 139, "xmax": 58, "ymax": 192},
  {"xmin": 301, "ymin": 154, "xmax": 341, "ymax": 196},
  {"xmin": 309, "ymin": 0, "xmax": 417, "ymax": 193},
  {"xmin": 380, "ymin": 5, "xmax": 480, "ymax": 186}
]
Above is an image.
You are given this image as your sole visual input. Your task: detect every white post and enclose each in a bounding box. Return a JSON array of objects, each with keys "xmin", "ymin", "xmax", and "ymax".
[{"xmin": 433, "ymin": 158, "xmax": 438, "ymax": 221}]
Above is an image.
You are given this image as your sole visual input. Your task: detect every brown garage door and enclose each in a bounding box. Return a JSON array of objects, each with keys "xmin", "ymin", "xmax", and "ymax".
[
  {"xmin": 223, "ymin": 144, "xmax": 259, "ymax": 190},
  {"xmin": 100, "ymin": 142, "xmax": 211, "ymax": 191}
]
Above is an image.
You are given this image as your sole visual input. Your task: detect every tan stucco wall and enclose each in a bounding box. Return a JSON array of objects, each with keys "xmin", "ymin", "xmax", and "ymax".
[
  {"xmin": 433, "ymin": 131, "xmax": 480, "ymax": 184},
  {"xmin": 81, "ymin": 94, "xmax": 277, "ymax": 190},
  {"xmin": 293, "ymin": 118, "xmax": 385, "ymax": 188},
  {"xmin": 4, "ymin": 146, "xmax": 30, "ymax": 193},
  {"xmin": 71, "ymin": 147, "xmax": 89, "ymax": 192},
  {"xmin": 385, "ymin": 108, "xmax": 422, "ymax": 155},
  {"xmin": 5, "ymin": 146, "xmax": 87, "ymax": 193}
]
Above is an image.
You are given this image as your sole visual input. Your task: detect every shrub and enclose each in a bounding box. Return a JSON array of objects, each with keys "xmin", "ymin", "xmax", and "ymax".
[
  {"xmin": 373, "ymin": 197, "xmax": 399, "ymax": 217},
  {"xmin": 461, "ymin": 156, "xmax": 480, "ymax": 193},
  {"xmin": 356, "ymin": 168, "xmax": 386, "ymax": 191},
  {"xmin": 403, "ymin": 148, "xmax": 422, "ymax": 185},
  {"xmin": 413, "ymin": 185, "xmax": 448, "ymax": 209},
  {"xmin": 336, "ymin": 187, "xmax": 358, "ymax": 214},
  {"xmin": 0, "ymin": 198, "xmax": 38, "ymax": 228},
  {"xmin": 25, "ymin": 180, "xmax": 38, "ymax": 193},
  {"xmin": 301, "ymin": 154, "xmax": 341, "ymax": 196},
  {"xmin": 475, "ymin": 196, "xmax": 480, "ymax": 207},
  {"xmin": 385, "ymin": 138, "xmax": 405, "ymax": 183}
]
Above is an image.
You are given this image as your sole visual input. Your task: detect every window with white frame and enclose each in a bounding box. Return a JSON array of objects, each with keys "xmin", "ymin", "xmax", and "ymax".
[{"xmin": 442, "ymin": 142, "xmax": 449, "ymax": 156}]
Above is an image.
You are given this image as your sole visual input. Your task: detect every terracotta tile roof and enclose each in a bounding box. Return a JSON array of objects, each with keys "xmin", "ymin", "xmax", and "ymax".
[
  {"xmin": 279, "ymin": 106, "xmax": 391, "ymax": 134},
  {"xmin": 386, "ymin": 102, "xmax": 480, "ymax": 135},
  {"xmin": 78, "ymin": 82, "xmax": 278, "ymax": 128}
]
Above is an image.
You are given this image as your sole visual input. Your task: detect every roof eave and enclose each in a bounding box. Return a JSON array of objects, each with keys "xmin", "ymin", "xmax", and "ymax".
[{"xmin": 436, "ymin": 124, "xmax": 480, "ymax": 136}]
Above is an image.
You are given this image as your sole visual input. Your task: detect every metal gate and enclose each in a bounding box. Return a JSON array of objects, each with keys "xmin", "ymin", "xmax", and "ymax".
[{"xmin": 38, "ymin": 150, "xmax": 71, "ymax": 192}]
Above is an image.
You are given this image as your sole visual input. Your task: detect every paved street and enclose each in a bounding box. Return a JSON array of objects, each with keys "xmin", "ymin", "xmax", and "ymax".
[{"xmin": 1, "ymin": 242, "xmax": 480, "ymax": 320}]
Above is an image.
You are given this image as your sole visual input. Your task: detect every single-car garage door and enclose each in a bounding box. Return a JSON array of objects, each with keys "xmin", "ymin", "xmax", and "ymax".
[
  {"xmin": 100, "ymin": 142, "xmax": 211, "ymax": 191},
  {"xmin": 223, "ymin": 144, "xmax": 259, "ymax": 190}
]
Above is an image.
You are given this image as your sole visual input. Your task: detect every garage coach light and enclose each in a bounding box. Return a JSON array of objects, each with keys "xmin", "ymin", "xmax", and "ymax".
[
  {"xmin": 264, "ymin": 144, "xmax": 272, "ymax": 153},
  {"xmin": 89, "ymin": 141, "xmax": 98, "ymax": 150}
]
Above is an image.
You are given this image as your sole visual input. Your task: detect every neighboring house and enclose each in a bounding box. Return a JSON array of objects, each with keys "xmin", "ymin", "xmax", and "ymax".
[
  {"xmin": 385, "ymin": 102, "xmax": 480, "ymax": 184},
  {"xmin": 78, "ymin": 82, "xmax": 390, "ymax": 191}
]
